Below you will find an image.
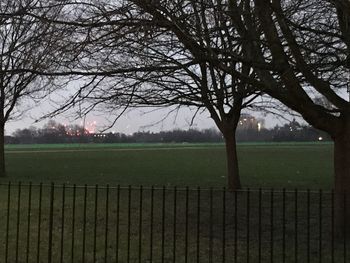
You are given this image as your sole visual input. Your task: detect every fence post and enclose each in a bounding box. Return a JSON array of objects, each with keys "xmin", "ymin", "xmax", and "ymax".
[
  {"xmin": 319, "ymin": 189, "xmax": 322, "ymax": 263},
  {"xmin": 270, "ymin": 188, "xmax": 274, "ymax": 263},
  {"xmin": 282, "ymin": 188, "xmax": 286, "ymax": 263},
  {"xmin": 116, "ymin": 185, "xmax": 120, "ymax": 263},
  {"xmin": 60, "ymin": 184, "xmax": 66, "ymax": 263},
  {"xmin": 105, "ymin": 184, "xmax": 110, "ymax": 263},
  {"xmin": 138, "ymin": 185, "xmax": 143, "ymax": 263},
  {"xmin": 5, "ymin": 182, "xmax": 11, "ymax": 263},
  {"xmin": 48, "ymin": 182, "xmax": 55, "ymax": 263},
  {"xmin": 71, "ymin": 184, "xmax": 76, "ymax": 263},
  {"xmin": 247, "ymin": 188, "xmax": 250, "ymax": 263},
  {"xmin": 197, "ymin": 187, "xmax": 201, "ymax": 263},
  {"xmin": 173, "ymin": 186, "xmax": 177, "ymax": 263},
  {"xmin": 295, "ymin": 189, "xmax": 298, "ymax": 263},
  {"xmin": 25, "ymin": 182, "xmax": 32, "ymax": 263},
  {"xmin": 93, "ymin": 184, "xmax": 98, "ymax": 263},
  {"xmin": 127, "ymin": 185, "xmax": 131, "ymax": 263},
  {"xmin": 15, "ymin": 181, "xmax": 22, "ymax": 263},
  {"xmin": 185, "ymin": 186, "xmax": 189, "ymax": 263},
  {"xmin": 81, "ymin": 184, "xmax": 87, "ymax": 263},
  {"xmin": 149, "ymin": 186, "xmax": 154, "ymax": 263},
  {"xmin": 307, "ymin": 189, "xmax": 310, "ymax": 263},
  {"xmin": 222, "ymin": 187, "xmax": 226, "ymax": 263},
  {"xmin": 234, "ymin": 189, "xmax": 237, "ymax": 263},
  {"xmin": 209, "ymin": 187, "xmax": 213, "ymax": 263},
  {"xmin": 258, "ymin": 188, "xmax": 262, "ymax": 263}
]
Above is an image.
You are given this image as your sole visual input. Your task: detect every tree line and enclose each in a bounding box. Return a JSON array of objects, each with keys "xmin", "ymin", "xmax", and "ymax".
[{"xmin": 8, "ymin": 119, "xmax": 330, "ymax": 144}]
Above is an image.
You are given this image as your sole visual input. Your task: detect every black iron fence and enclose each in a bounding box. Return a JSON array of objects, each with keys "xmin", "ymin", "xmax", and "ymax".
[{"xmin": 0, "ymin": 183, "xmax": 348, "ymax": 262}]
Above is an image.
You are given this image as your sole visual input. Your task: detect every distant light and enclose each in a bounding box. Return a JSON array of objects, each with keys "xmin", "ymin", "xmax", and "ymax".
[
  {"xmin": 318, "ymin": 137, "xmax": 323, "ymax": 141},
  {"xmin": 257, "ymin": 123, "xmax": 261, "ymax": 132}
]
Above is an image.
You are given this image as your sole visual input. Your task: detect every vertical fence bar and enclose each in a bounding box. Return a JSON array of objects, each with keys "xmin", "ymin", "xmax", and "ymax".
[
  {"xmin": 209, "ymin": 187, "xmax": 214, "ymax": 263},
  {"xmin": 234, "ymin": 190, "xmax": 238, "ymax": 263},
  {"xmin": 270, "ymin": 188, "xmax": 274, "ymax": 263},
  {"xmin": 247, "ymin": 189, "xmax": 250, "ymax": 263},
  {"xmin": 26, "ymin": 182, "xmax": 32, "ymax": 263},
  {"xmin": 282, "ymin": 188, "xmax": 286, "ymax": 263},
  {"xmin": 15, "ymin": 182, "xmax": 21, "ymax": 263},
  {"xmin": 307, "ymin": 189, "xmax": 310, "ymax": 263},
  {"xmin": 258, "ymin": 188, "xmax": 262, "ymax": 263},
  {"xmin": 185, "ymin": 187, "xmax": 189, "ymax": 263},
  {"xmin": 161, "ymin": 186, "xmax": 166, "ymax": 263},
  {"xmin": 48, "ymin": 183, "xmax": 55, "ymax": 263},
  {"xmin": 36, "ymin": 183, "xmax": 43, "ymax": 263},
  {"xmin": 295, "ymin": 189, "xmax": 298, "ymax": 263},
  {"xmin": 105, "ymin": 184, "xmax": 110, "ymax": 263},
  {"xmin": 149, "ymin": 186, "xmax": 154, "ymax": 263},
  {"xmin": 116, "ymin": 185, "xmax": 120, "ymax": 263},
  {"xmin": 331, "ymin": 189, "xmax": 334, "ymax": 263},
  {"xmin": 93, "ymin": 184, "xmax": 98, "ymax": 263},
  {"xmin": 82, "ymin": 184, "xmax": 87, "ymax": 263},
  {"xmin": 344, "ymin": 191, "xmax": 347, "ymax": 263},
  {"xmin": 71, "ymin": 184, "xmax": 76, "ymax": 263},
  {"xmin": 5, "ymin": 182, "xmax": 11, "ymax": 263},
  {"xmin": 60, "ymin": 184, "xmax": 66, "ymax": 263},
  {"xmin": 173, "ymin": 186, "xmax": 177, "ymax": 263},
  {"xmin": 138, "ymin": 186, "xmax": 143, "ymax": 263},
  {"xmin": 127, "ymin": 185, "xmax": 131, "ymax": 263},
  {"xmin": 319, "ymin": 190, "xmax": 322, "ymax": 263},
  {"xmin": 6, "ymin": 185, "xmax": 344, "ymax": 263},
  {"xmin": 222, "ymin": 187, "xmax": 226, "ymax": 263},
  {"xmin": 197, "ymin": 187, "xmax": 201, "ymax": 263}
]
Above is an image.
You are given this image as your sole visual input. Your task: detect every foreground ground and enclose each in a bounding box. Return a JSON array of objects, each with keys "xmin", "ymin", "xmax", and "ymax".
[
  {"xmin": 2, "ymin": 142, "xmax": 333, "ymax": 189},
  {"xmin": 1, "ymin": 142, "xmax": 346, "ymax": 263}
]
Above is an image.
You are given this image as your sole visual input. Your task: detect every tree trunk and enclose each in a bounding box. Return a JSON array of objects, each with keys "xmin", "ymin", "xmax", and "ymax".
[
  {"xmin": 334, "ymin": 127, "xmax": 350, "ymax": 237},
  {"xmin": 223, "ymin": 131, "xmax": 241, "ymax": 191},
  {"xmin": 0, "ymin": 124, "xmax": 5, "ymax": 177}
]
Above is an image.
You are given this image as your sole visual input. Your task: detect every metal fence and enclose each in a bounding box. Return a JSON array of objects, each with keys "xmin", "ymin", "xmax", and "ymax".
[{"xmin": 0, "ymin": 182, "xmax": 348, "ymax": 263}]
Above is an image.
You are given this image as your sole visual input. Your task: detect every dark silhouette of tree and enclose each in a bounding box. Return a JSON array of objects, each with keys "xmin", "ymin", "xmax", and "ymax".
[
  {"xmin": 43, "ymin": 0, "xmax": 273, "ymax": 190},
  {"xmin": 126, "ymin": 0, "xmax": 350, "ymax": 233},
  {"xmin": 0, "ymin": 0, "xmax": 68, "ymax": 176}
]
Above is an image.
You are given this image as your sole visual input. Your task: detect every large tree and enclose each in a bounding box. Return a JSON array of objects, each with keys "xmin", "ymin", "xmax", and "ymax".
[
  {"xmin": 128, "ymin": 0, "xmax": 350, "ymax": 234},
  {"xmin": 228, "ymin": 0, "xmax": 350, "ymax": 235},
  {"xmin": 37, "ymin": 0, "xmax": 271, "ymax": 190},
  {"xmin": 0, "ymin": 0, "xmax": 69, "ymax": 177}
]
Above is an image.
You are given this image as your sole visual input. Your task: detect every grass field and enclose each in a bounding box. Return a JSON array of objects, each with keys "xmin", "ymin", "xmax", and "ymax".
[
  {"xmin": 2, "ymin": 142, "xmax": 334, "ymax": 189},
  {"xmin": 0, "ymin": 142, "xmax": 346, "ymax": 263}
]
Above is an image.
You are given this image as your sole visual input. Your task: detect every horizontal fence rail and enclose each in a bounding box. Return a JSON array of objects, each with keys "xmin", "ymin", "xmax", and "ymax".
[{"xmin": 0, "ymin": 183, "xmax": 348, "ymax": 262}]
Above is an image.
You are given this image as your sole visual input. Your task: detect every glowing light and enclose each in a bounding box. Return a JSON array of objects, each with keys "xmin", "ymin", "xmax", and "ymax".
[
  {"xmin": 318, "ymin": 137, "xmax": 323, "ymax": 141},
  {"xmin": 257, "ymin": 123, "xmax": 261, "ymax": 132}
]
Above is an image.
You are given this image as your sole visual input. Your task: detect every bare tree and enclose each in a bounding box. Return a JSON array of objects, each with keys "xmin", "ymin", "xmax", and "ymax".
[
  {"xmin": 230, "ymin": 0, "xmax": 350, "ymax": 235},
  {"xmin": 43, "ymin": 0, "xmax": 276, "ymax": 190},
  {"xmin": 0, "ymin": 0, "xmax": 69, "ymax": 177},
  {"xmin": 120, "ymin": 0, "xmax": 350, "ymax": 233}
]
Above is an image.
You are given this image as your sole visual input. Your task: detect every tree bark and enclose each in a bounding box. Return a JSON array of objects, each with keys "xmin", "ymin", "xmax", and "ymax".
[
  {"xmin": 334, "ymin": 125, "xmax": 350, "ymax": 237},
  {"xmin": 0, "ymin": 123, "xmax": 6, "ymax": 177},
  {"xmin": 223, "ymin": 131, "xmax": 241, "ymax": 191}
]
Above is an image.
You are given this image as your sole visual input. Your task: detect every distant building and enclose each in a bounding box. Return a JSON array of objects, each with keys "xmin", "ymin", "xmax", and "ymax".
[{"xmin": 237, "ymin": 114, "xmax": 265, "ymax": 132}]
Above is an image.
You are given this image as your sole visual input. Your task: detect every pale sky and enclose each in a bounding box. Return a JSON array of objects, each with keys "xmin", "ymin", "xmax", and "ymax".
[{"xmin": 5, "ymin": 98, "xmax": 285, "ymax": 135}]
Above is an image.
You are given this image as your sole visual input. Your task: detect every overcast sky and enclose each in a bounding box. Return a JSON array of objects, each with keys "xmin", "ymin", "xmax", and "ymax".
[{"xmin": 5, "ymin": 98, "xmax": 286, "ymax": 135}]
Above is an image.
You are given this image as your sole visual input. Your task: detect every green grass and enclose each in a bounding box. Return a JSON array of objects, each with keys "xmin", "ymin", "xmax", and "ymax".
[
  {"xmin": 0, "ymin": 143, "xmax": 344, "ymax": 263},
  {"xmin": 2, "ymin": 142, "xmax": 333, "ymax": 189}
]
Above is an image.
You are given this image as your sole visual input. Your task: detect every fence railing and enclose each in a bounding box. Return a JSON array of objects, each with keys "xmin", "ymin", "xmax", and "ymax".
[{"xmin": 0, "ymin": 182, "xmax": 348, "ymax": 263}]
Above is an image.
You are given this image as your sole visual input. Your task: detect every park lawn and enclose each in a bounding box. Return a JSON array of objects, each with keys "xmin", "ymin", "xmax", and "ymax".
[
  {"xmin": 0, "ymin": 142, "xmax": 342, "ymax": 263},
  {"xmin": 1, "ymin": 142, "xmax": 333, "ymax": 189}
]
